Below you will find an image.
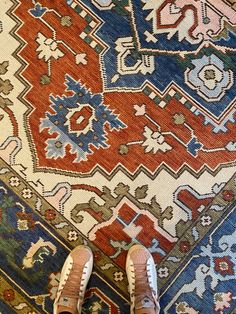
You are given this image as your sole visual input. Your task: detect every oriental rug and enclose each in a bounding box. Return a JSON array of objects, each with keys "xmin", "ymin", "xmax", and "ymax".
[{"xmin": 0, "ymin": 0, "xmax": 236, "ymax": 313}]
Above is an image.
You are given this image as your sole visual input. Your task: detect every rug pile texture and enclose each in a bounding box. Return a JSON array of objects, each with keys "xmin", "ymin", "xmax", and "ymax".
[{"xmin": 0, "ymin": 0, "xmax": 236, "ymax": 313}]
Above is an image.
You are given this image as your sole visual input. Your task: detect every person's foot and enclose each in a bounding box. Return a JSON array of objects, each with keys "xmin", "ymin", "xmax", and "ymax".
[
  {"xmin": 54, "ymin": 245, "xmax": 93, "ymax": 314},
  {"xmin": 126, "ymin": 245, "xmax": 160, "ymax": 314}
]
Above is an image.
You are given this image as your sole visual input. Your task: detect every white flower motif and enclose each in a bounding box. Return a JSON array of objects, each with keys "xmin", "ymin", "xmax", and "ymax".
[
  {"xmin": 22, "ymin": 188, "xmax": 33, "ymax": 199},
  {"xmin": 134, "ymin": 104, "xmax": 146, "ymax": 116},
  {"xmin": 67, "ymin": 230, "xmax": 79, "ymax": 241},
  {"xmin": 17, "ymin": 220, "xmax": 28, "ymax": 231},
  {"xmin": 75, "ymin": 53, "xmax": 87, "ymax": 65},
  {"xmin": 142, "ymin": 126, "xmax": 172, "ymax": 153},
  {"xmin": 157, "ymin": 266, "xmax": 169, "ymax": 278},
  {"xmin": 9, "ymin": 176, "xmax": 20, "ymax": 187},
  {"xmin": 200, "ymin": 215, "xmax": 212, "ymax": 226},
  {"xmin": 36, "ymin": 33, "xmax": 64, "ymax": 62},
  {"xmin": 113, "ymin": 271, "xmax": 124, "ymax": 281}
]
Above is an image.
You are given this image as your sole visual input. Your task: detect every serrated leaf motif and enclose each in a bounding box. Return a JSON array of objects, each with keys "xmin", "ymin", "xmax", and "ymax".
[{"xmin": 135, "ymin": 185, "xmax": 148, "ymax": 199}]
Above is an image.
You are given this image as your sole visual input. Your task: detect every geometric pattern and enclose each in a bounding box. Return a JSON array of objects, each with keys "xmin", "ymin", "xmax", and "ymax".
[
  {"xmin": 0, "ymin": 0, "xmax": 236, "ymax": 313},
  {"xmin": 10, "ymin": 0, "xmax": 236, "ymax": 178},
  {"xmin": 40, "ymin": 75, "xmax": 126, "ymax": 162}
]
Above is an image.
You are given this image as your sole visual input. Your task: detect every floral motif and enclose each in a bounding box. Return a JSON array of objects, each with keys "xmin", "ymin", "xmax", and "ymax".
[
  {"xmin": 44, "ymin": 209, "xmax": 57, "ymax": 221},
  {"xmin": 22, "ymin": 188, "xmax": 33, "ymax": 199},
  {"xmin": 17, "ymin": 212, "xmax": 35, "ymax": 230},
  {"xmin": 222, "ymin": 190, "xmax": 234, "ymax": 202},
  {"xmin": 179, "ymin": 240, "xmax": 191, "ymax": 253},
  {"xmin": 40, "ymin": 74, "xmax": 51, "ymax": 85},
  {"xmin": 173, "ymin": 113, "xmax": 186, "ymax": 125},
  {"xmin": 214, "ymin": 256, "xmax": 234, "ymax": 277},
  {"xmin": 67, "ymin": 230, "xmax": 79, "ymax": 241},
  {"xmin": 185, "ymin": 54, "xmax": 233, "ymax": 102},
  {"xmin": 176, "ymin": 301, "xmax": 199, "ymax": 314},
  {"xmin": 0, "ymin": 194, "xmax": 15, "ymax": 209},
  {"xmin": 0, "ymin": 95, "xmax": 13, "ymax": 108},
  {"xmin": 36, "ymin": 33, "xmax": 64, "ymax": 62},
  {"xmin": 0, "ymin": 78, "xmax": 13, "ymax": 95},
  {"xmin": 17, "ymin": 219, "xmax": 28, "ymax": 230},
  {"xmin": 113, "ymin": 271, "xmax": 124, "ymax": 281},
  {"xmin": 142, "ymin": 126, "xmax": 172, "ymax": 154},
  {"xmin": 0, "ymin": 61, "xmax": 9, "ymax": 75},
  {"xmin": 134, "ymin": 104, "xmax": 146, "ymax": 116},
  {"xmin": 142, "ymin": 1, "xmax": 236, "ymax": 45},
  {"xmin": 119, "ymin": 144, "xmax": 129, "ymax": 155},
  {"xmin": 157, "ymin": 266, "xmax": 169, "ymax": 278},
  {"xmin": 29, "ymin": 3, "xmax": 47, "ymax": 18},
  {"xmin": 9, "ymin": 176, "xmax": 20, "ymax": 187},
  {"xmin": 75, "ymin": 53, "xmax": 87, "ymax": 65},
  {"xmin": 40, "ymin": 75, "xmax": 126, "ymax": 162},
  {"xmin": 3, "ymin": 289, "xmax": 15, "ymax": 302},
  {"xmin": 214, "ymin": 292, "xmax": 232, "ymax": 312},
  {"xmin": 61, "ymin": 16, "xmax": 72, "ymax": 27},
  {"xmin": 200, "ymin": 215, "xmax": 212, "ymax": 226},
  {"xmin": 4, "ymin": 1, "xmax": 236, "ymax": 312}
]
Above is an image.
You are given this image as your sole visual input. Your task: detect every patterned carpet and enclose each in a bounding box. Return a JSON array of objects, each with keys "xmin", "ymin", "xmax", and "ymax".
[{"xmin": 0, "ymin": 0, "xmax": 236, "ymax": 313}]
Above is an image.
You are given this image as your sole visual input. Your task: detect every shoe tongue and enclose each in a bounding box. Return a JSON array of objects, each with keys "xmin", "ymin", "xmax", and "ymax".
[
  {"xmin": 57, "ymin": 297, "xmax": 77, "ymax": 314},
  {"xmin": 135, "ymin": 296, "xmax": 155, "ymax": 309}
]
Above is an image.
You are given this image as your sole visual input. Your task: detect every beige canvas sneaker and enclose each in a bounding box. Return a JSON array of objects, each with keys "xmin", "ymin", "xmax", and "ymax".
[
  {"xmin": 54, "ymin": 245, "xmax": 93, "ymax": 314},
  {"xmin": 126, "ymin": 245, "xmax": 160, "ymax": 314}
]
